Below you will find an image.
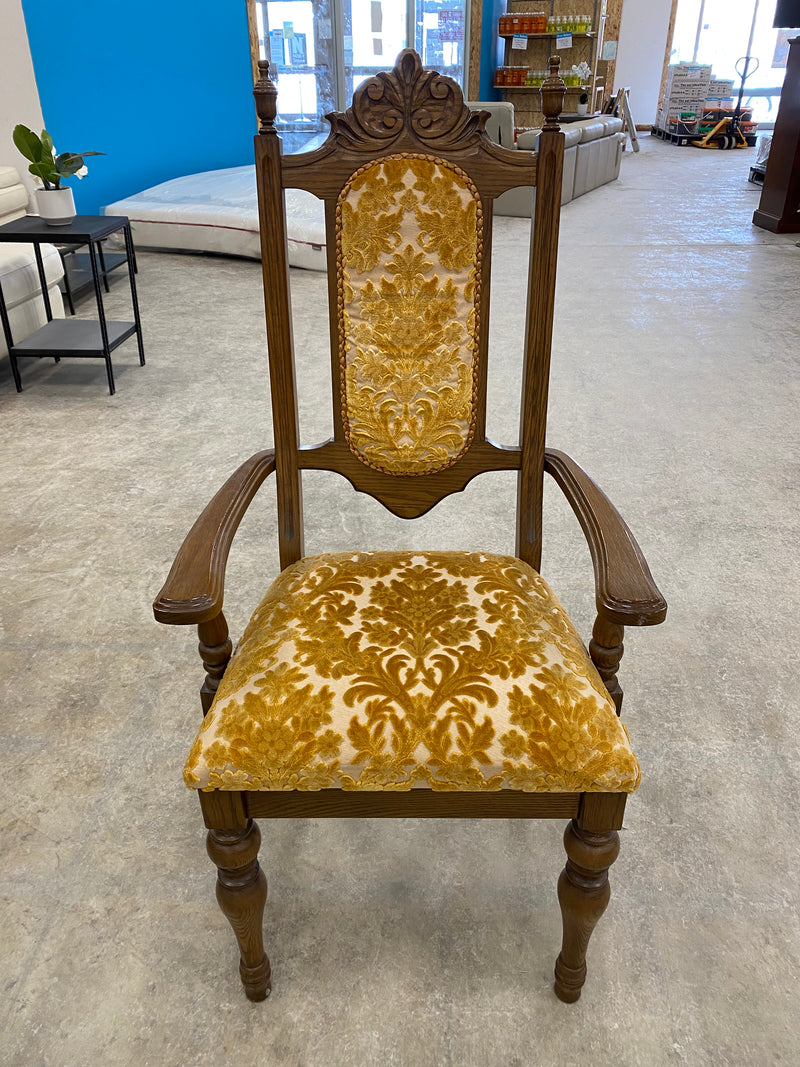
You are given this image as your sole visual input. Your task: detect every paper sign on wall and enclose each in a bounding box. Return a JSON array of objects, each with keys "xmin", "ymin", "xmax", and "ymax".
[
  {"xmin": 511, "ymin": 34, "xmax": 528, "ymax": 49},
  {"xmin": 555, "ymin": 33, "xmax": 572, "ymax": 49},
  {"xmin": 439, "ymin": 10, "xmax": 463, "ymax": 40},
  {"xmin": 602, "ymin": 39, "xmax": 617, "ymax": 60}
]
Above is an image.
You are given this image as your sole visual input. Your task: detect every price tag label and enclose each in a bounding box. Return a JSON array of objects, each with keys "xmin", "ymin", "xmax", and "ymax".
[
  {"xmin": 511, "ymin": 34, "xmax": 528, "ymax": 49},
  {"xmin": 556, "ymin": 32, "xmax": 573, "ymax": 49}
]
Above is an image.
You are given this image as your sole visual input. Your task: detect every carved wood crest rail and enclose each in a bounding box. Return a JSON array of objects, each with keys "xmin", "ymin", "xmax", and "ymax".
[{"xmin": 326, "ymin": 48, "xmax": 487, "ymax": 152}]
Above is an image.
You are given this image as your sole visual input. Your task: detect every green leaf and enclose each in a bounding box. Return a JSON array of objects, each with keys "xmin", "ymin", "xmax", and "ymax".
[
  {"xmin": 12, "ymin": 124, "xmax": 42, "ymax": 164},
  {"xmin": 55, "ymin": 152, "xmax": 84, "ymax": 177},
  {"xmin": 40, "ymin": 129, "xmax": 54, "ymax": 158},
  {"xmin": 27, "ymin": 161, "xmax": 56, "ymax": 188}
]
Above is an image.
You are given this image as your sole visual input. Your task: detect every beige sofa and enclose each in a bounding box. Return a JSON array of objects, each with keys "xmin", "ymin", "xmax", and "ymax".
[
  {"xmin": 467, "ymin": 101, "xmax": 625, "ymax": 216},
  {"xmin": 0, "ymin": 166, "xmax": 64, "ymax": 360}
]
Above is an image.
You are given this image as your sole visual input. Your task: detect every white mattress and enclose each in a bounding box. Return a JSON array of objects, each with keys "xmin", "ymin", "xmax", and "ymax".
[{"xmin": 104, "ymin": 165, "xmax": 327, "ymax": 271}]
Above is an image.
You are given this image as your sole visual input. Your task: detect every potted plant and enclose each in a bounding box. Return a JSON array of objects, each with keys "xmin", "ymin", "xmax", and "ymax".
[
  {"xmin": 571, "ymin": 62, "xmax": 592, "ymax": 115},
  {"xmin": 12, "ymin": 125, "xmax": 103, "ymax": 226}
]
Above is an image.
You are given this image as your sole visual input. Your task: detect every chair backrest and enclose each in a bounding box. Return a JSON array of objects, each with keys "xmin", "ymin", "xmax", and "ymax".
[{"xmin": 254, "ymin": 49, "xmax": 565, "ymax": 572}]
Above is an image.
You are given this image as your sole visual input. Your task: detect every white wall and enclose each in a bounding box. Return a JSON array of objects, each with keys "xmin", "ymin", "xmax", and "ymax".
[
  {"xmin": 614, "ymin": 0, "xmax": 674, "ymax": 125},
  {"xmin": 0, "ymin": 0, "xmax": 45, "ymax": 198}
]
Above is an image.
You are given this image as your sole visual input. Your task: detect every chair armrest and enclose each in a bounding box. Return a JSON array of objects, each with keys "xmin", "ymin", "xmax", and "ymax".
[
  {"xmin": 544, "ymin": 448, "xmax": 667, "ymax": 627},
  {"xmin": 153, "ymin": 449, "xmax": 276, "ymax": 626}
]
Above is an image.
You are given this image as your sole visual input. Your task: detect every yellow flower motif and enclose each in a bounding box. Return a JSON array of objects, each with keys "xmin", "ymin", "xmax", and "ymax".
[{"xmin": 499, "ymin": 729, "xmax": 528, "ymax": 760}]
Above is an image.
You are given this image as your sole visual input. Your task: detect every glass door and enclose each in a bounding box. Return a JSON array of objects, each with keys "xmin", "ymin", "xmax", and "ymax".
[
  {"xmin": 670, "ymin": 0, "xmax": 792, "ymax": 127},
  {"xmin": 414, "ymin": 0, "xmax": 466, "ymax": 85},
  {"xmin": 254, "ymin": 0, "xmax": 336, "ymax": 151},
  {"xmin": 253, "ymin": 0, "xmax": 468, "ymax": 150}
]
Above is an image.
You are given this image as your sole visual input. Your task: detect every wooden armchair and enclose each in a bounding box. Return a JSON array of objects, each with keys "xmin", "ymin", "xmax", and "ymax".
[{"xmin": 153, "ymin": 50, "xmax": 666, "ymax": 1004}]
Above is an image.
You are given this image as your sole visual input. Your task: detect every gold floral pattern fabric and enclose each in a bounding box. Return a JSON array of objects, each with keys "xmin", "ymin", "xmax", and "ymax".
[
  {"xmin": 337, "ymin": 155, "xmax": 481, "ymax": 476},
  {"xmin": 184, "ymin": 552, "xmax": 640, "ymax": 795}
]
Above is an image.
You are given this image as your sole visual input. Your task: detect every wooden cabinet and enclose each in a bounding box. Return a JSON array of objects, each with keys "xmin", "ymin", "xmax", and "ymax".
[
  {"xmin": 752, "ymin": 36, "xmax": 800, "ymax": 233},
  {"xmin": 495, "ymin": 0, "xmax": 606, "ymax": 129}
]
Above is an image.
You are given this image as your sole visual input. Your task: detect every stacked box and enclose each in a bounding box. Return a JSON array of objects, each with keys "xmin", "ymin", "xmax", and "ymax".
[
  {"xmin": 707, "ymin": 77, "xmax": 734, "ymax": 97},
  {"xmin": 660, "ymin": 63, "xmax": 712, "ymax": 124}
]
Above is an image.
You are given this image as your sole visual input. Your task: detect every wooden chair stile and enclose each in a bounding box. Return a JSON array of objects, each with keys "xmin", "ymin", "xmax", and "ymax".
[{"xmin": 154, "ymin": 49, "xmax": 666, "ymax": 1004}]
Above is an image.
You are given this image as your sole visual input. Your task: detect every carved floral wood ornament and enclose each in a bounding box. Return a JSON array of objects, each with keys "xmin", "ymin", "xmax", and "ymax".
[{"xmin": 327, "ymin": 49, "xmax": 487, "ymax": 152}]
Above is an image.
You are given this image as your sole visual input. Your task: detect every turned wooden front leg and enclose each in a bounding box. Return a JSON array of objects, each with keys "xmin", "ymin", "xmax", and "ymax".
[
  {"xmin": 198, "ymin": 612, "xmax": 233, "ymax": 715},
  {"xmin": 206, "ymin": 820, "xmax": 271, "ymax": 1001},
  {"xmin": 589, "ymin": 616, "xmax": 624, "ymax": 713},
  {"xmin": 554, "ymin": 820, "xmax": 620, "ymax": 1003}
]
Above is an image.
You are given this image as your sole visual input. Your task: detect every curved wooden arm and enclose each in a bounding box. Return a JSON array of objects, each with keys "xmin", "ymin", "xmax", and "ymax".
[
  {"xmin": 153, "ymin": 449, "xmax": 276, "ymax": 626},
  {"xmin": 544, "ymin": 448, "xmax": 667, "ymax": 627}
]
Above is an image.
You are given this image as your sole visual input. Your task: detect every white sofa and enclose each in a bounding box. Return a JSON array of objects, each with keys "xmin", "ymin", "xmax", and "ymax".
[
  {"xmin": 0, "ymin": 166, "xmax": 64, "ymax": 360},
  {"xmin": 467, "ymin": 101, "xmax": 625, "ymax": 216}
]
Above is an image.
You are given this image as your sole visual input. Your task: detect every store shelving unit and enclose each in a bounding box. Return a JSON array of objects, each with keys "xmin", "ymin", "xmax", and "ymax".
[{"xmin": 495, "ymin": 0, "xmax": 606, "ymax": 128}]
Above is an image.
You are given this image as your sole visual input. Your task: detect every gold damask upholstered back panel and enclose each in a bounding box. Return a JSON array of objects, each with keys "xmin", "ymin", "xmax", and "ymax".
[{"xmin": 337, "ymin": 154, "xmax": 482, "ymax": 476}]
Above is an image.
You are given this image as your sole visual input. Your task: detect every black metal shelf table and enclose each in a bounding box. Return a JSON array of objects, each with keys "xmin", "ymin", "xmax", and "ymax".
[
  {"xmin": 0, "ymin": 214, "xmax": 145, "ymax": 395},
  {"xmin": 57, "ymin": 244, "xmax": 132, "ymax": 314}
]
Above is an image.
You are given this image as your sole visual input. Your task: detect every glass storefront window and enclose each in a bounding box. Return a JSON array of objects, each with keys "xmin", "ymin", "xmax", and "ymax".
[
  {"xmin": 671, "ymin": 0, "xmax": 791, "ymax": 127},
  {"xmin": 254, "ymin": 0, "xmax": 467, "ymax": 150}
]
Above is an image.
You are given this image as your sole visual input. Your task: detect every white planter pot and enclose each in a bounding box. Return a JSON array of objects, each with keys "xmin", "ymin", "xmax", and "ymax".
[
  {"xmin": 35, "ymin": 186, "xmax": 76, "ymax": 226},
  {"xmin": 577, "ymin": 102, "xmax": 589, "ymax": 117}
]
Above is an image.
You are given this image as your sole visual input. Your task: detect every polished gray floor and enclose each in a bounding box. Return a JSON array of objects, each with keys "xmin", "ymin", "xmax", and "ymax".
[{"xmin": 2, "ymin": 137, "xmax": 798, "ymax": 1066}]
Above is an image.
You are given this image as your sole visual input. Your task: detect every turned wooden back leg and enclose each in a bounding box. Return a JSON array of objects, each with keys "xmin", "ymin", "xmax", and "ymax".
[
  {"xmin": 206, "ymin": 819, "xmax": 271, "ymax": 1002},
  {"xmin": 554, "ymin": 793, "xmax": 625, "ymax": 1003}
]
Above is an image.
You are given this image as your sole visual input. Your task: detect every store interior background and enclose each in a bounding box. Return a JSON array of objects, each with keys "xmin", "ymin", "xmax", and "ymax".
[{"xmin": 3, "ymin": 0, "xmax": 794, "ymax": 217}]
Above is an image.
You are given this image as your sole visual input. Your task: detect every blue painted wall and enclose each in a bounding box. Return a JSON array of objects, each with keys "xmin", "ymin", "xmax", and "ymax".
[
  {"xmin": 478, "ymin": 0, "xmax": 505, "ymax": 100},
  {"xmin": 21, "ymin": 0, "xmax": 256, "ymax": 213}
]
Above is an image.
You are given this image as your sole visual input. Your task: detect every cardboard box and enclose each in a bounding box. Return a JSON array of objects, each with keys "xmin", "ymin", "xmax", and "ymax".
[
  {"xmin": 708, "ymin": 78, "xmax": 734, "ymax": 95},
  {"xmin": 665, "ymin": 63, "xmax": 712, "ymax": 87}
]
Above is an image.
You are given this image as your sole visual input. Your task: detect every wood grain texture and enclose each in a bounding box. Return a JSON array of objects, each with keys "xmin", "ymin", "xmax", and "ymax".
[
  {"xmin": 299, "ymin": 439, "xmax": 520, "ymax": 518},
  {"xmin": 153, "ymin": 449, "xmax": 275, "ymax": 625},
  {"xmin": 198, "ymin": 613, "xmax": 233, "ymax": 715},
  {"xmin": 516, "ymin": 57, "xmax": 566, "ymax": 571},
  {"xmin": 658, "ymin": 0, "xmax": 680, "ymax": 108},
  {"xmin": 206, "ymin": 821, "xmax": 271, "ymax": 1002},
  {"xmin": 243, "ymin": 789, "xmax": 581, "ymax": 821},
  {"xmin": 544, "ymin": 448, "xmax": 667, "ymax": 626},
  {"xmin": 753, "ymin": 37, "xmax": 800, "ymax": 233},
  {"xmin": 601, "ymin": 0, "xmax": 624, "ymax": 97},
  {"xmin": 244, "ymin": 0, "xmax": 261, "ymax": 93},
  {"xmin": 468, "ymin": 0, "xmax": 482, "ymax": 101},
  {"xmin": 589, "ymin": 616, "xmax": 625, "ymax": 714},
  {"xmin": 554, "ymin": 818, "xmax": 621, "ymax": 1003},
  {"xmin": 254, "ymin": 63, "xmax": 305, "ymax": 569}
]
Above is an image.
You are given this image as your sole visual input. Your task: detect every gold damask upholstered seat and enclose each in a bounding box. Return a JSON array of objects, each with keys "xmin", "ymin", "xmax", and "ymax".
[
  {"xmin": 185, "ymin": 551, "xmax": 640, "ymax": 795},
  {"xmin": 154, "ymin": 51, "xmax": 666, "ymax": 1006}
]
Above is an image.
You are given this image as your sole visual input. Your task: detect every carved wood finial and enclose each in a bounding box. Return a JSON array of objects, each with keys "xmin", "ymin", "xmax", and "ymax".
[
  {"xmin": 254, "ymin": 60, "xmax": 278, "ymax": 134},
  {"xmin": 541, "ymin": 55, "xmax": 566, "ymax": 131},
  {"xmin": 327, "ymin": 48, "xmax": 485, "ymax": 151}
]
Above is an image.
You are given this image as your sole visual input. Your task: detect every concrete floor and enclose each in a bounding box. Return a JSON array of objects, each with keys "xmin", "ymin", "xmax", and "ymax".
[{"xmin": 1, "ymin": 136, "xmax": 798, "ymax": 1065}]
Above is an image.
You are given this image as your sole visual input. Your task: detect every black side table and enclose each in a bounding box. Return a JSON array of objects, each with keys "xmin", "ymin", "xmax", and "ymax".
[
  {"xmin": 57, "ymin": 238, "xmax": 135, "ymax": 314},
  {"xmin": 0, "ymin": 214, "xmax": 145, "ymax": 395}
]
